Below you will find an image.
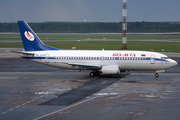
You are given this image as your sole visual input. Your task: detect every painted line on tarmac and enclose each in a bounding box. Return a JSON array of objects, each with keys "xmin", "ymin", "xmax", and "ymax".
[
  {"xmin": 33, "ymin": 96, "xmax": 99, "ymax": 120},
  {"xmin": 0, "ymin": 95, "xmax": 45, "ymax": 116}
]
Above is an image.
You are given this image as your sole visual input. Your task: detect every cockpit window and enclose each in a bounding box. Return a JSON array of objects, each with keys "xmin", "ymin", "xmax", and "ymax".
[{"xmin": 161, "ymin": 57, "xmax": 170, "ymax": 59}]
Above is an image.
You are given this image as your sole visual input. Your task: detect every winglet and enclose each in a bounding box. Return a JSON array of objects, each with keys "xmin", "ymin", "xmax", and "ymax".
[{"xmin": 18, "ymin": 21, "xmax": 59, "ymax": 51}]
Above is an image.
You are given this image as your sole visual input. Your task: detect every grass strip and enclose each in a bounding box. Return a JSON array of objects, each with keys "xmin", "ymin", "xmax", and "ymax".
[{"xmin": 0, "ymin": 41, "xmax": 180, "ymax": 52}]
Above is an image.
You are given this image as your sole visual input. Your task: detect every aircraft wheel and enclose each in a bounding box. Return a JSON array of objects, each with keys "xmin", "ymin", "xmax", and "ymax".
[
  {"xmin": 155, "ymin": 73, "xmax": 159, "ymax": 77},
  {"xmin": 95, "ymin": 72, "xmax": 100, "ymax": 76},
  {"xmin": 90, "ymin": 72, "xmax": 95, "ymax": 77}
]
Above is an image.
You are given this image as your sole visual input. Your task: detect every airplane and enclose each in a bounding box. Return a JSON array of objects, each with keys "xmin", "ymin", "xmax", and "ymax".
[{"xmin": 13, "ymin": 21, "xmax": 177, "ymax": 77}]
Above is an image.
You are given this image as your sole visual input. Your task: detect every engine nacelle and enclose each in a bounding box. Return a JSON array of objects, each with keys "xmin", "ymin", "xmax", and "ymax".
[{"xmin": 101, "ymin": 65, "xmax": 120, "ymax": 75}]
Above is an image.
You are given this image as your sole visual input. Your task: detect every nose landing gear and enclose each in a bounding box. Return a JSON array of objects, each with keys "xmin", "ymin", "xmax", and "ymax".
[
  {"xmin": 155, "ymin": 70, "xmax": 165, "ymax": 77},
  {"xmin": 155, "ymin": 72, "xmax": 159, "ymax": 77}
]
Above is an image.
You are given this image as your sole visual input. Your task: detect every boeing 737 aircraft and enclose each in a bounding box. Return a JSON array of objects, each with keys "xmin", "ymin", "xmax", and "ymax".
[{"xmin": 14, "ymin": 21, "xmax": 177, "ymax": 77}]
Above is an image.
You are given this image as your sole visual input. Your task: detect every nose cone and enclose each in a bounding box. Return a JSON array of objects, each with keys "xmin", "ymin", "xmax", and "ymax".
[
  {"xmin": 164, "ymin": 59, "xmax": 178, "ymax": 69},
  {"xmin": 170, "ymin": 59, "xmax": 178, "ymax": 67}
]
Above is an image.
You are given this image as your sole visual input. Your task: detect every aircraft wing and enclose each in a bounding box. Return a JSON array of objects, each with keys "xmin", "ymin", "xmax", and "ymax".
[{"xmin": 67, "ymin": 62, "xmax": 102, "ymax": 69}]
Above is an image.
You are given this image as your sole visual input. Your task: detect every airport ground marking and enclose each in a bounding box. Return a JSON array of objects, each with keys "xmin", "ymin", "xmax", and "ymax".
[
  {"xmin": 0, "ymin": 95, "xmax": 46, "ymax": 116},
  {"xmin": 33, "ymin": 96, "xmax": 99, "ymax": 120}
]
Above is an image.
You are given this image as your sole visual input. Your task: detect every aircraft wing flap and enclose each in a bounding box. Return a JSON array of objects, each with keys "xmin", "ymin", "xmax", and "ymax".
[{"xmin": 67, "ymin": 62, "xmax": 102, "ymax": 69}]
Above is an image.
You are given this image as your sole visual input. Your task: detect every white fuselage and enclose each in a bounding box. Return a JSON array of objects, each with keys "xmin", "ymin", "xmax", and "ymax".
[
  {"xmin": 17, "ymin": 21, "xmax": 178, "ymax": 77},
  {"xmin": 21, "ymin": 50, "xmax": 177, "ymax": 71}
]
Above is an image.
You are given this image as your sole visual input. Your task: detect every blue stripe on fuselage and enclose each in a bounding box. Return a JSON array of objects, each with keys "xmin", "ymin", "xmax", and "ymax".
[{"xmin": 22, "ymin": 56, "xmax": 169, "ymax": 62}]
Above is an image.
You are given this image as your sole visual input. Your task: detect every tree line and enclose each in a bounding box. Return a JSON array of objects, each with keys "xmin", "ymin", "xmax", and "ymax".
[{"xmin": 0, "ymin": 21, "xmax": 180, "ymax": 33}]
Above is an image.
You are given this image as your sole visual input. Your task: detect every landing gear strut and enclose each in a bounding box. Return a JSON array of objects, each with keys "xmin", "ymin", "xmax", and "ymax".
[{"xmin": 155, "ymin": 72, "xmax": 159, "ymax": 77}]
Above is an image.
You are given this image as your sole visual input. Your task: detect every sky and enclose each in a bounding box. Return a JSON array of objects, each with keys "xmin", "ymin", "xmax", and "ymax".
[{"xmin": 0, "ymin": 0, "xmax": 180, "ymax": 22}]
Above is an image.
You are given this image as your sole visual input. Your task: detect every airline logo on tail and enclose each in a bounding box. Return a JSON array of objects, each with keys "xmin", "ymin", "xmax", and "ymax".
[{"xmin": 24, "ymin": 31, "xmax": 34, "ymax": 41}]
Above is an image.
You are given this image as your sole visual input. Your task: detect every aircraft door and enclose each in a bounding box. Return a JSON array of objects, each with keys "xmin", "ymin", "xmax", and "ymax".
[
  {"xmin": 100, "ymin": 56, "xmax": 104, "ymax": 62},
  {"xmin": 45, "ymin": 54, "xmax": 49, "ymax": 63},
  {"xmin": 150, "ymin": 55, "xmax": 155, "ymax": 64}
]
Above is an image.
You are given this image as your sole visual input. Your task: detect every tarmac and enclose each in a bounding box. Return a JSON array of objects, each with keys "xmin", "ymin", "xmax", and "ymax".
[{"xmin": 0, "ymin": 48, "xmax": 180, "ymax": 120}]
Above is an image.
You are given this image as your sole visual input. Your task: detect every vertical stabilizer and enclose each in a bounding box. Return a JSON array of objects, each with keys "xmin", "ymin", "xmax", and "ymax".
[{"xmin": 18, "ymin": 21, "xmax": 59, "ymax": 51}]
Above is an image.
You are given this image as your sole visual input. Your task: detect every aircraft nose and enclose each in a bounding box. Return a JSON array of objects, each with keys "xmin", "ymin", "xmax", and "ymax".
[{"xmin": 170, "ymin": 59, "xmax": 178, "ymax": 67}]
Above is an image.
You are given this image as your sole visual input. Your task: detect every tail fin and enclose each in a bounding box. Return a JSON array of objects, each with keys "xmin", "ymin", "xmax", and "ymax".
[{"xmin": 18, "ymin": 21, "xmax": 59, "ymax": 51}]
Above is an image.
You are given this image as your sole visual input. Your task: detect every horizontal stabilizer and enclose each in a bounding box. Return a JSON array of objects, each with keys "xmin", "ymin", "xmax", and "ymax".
[{"xmin": 10, "ymin": 51, "xmax": 35, "ymax": 56}]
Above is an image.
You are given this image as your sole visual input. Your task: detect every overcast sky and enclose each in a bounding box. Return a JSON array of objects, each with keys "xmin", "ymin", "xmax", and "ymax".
[{"xmin": 0, "ymin": 0, "xmax": 180, "ymax": 22}]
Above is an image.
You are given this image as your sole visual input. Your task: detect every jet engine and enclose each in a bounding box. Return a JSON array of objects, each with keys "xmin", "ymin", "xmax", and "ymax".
[{"xmin": 101, "ymin": 65, "xmax": 120, "ymax": 75}]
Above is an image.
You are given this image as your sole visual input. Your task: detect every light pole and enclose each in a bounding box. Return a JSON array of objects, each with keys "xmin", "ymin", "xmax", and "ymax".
[{"xmin": 122, "ymin": 0, "xmax": 127, "ymax": 49}]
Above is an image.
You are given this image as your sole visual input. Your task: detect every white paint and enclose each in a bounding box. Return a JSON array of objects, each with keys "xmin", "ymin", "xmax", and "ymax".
[{"xmin": 24, "ymin": 31, "xmax": 34, "ymax": 41}]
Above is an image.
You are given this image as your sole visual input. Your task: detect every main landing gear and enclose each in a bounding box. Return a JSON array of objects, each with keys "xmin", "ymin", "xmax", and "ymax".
[{"xmin": 89, "ymin": 71, "xmax": 100, "ymax": 77}]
